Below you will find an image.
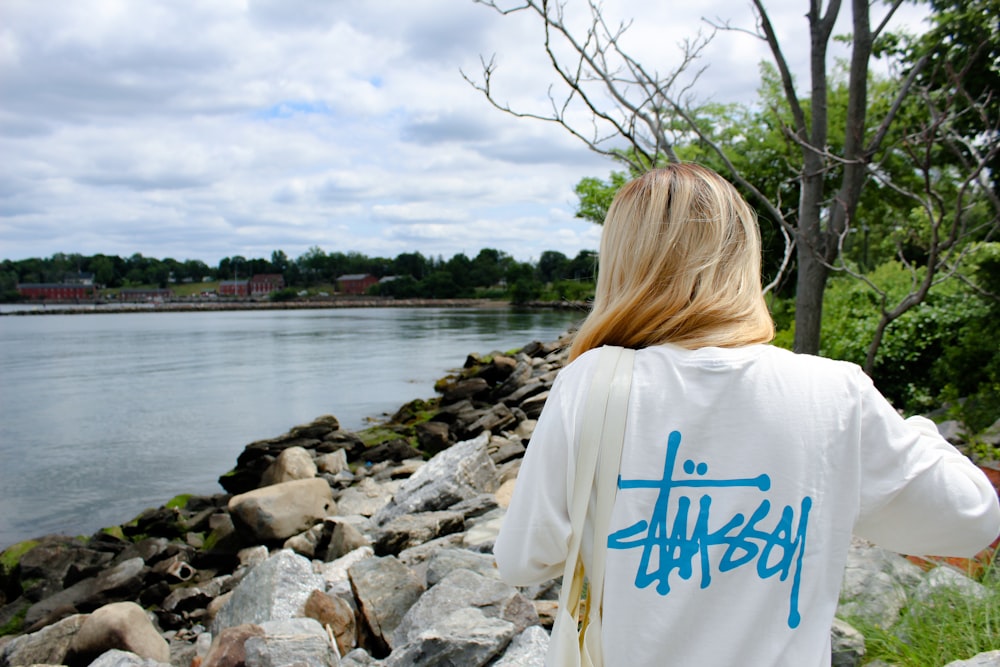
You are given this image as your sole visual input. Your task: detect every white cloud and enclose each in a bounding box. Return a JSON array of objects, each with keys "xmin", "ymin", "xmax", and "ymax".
[{"xmin": 0, "ymin": 0, "xmax": 930, "ymax": 266}]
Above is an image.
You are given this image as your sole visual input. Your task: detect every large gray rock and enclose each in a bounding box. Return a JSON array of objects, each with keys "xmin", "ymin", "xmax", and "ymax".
[
  {"xmin": 228, "ymin": 478, "xmax": 335, "ymax": 542},
  {"xmin": 372, "ymin": 433, "xmax": 497, "ymax": 526},
  {"xmin": 391, "ymin": 568, "xmax": 537, "ymax": 648},
  {"xmin": 211, "ymin": 549, "xmax": 325, "ymax": 634},
  {"xmin": 86, "ymin": 648, "xmax": 172, "ymax": 667},
  {"xmin": 24, "ymin": 557, "xmax": 148, "ymax": 629},
  {"xmin": 384, "ymin": 608, "xmax": 515, "ymax": 667},
  {"xmin": 913, "ymin": 565, "xmax": 989, "ymax": 603},
  {"xmin": 318, "ymin": 546, "xmax": 375, "ymax": 599},
  {"xmin": 348, "ymin": 556, "xmax": 424, "ymax": 654},
  {"xmin": 492, "ymin": 625, "xmax": 549, "ymax": 667},
  {"xmin": 837, "ymin": 540, "xmax": 923, "ymax": 628},
  {"xmin": 336, "ymin": 478, "xmax": 396, "ymax": 518},
  {"xmin": 830, "ymin": 617, "xmax": 865, "ymax": 667},
  {"xmin": 425, "ymin": 548, "xmax": 500, "ymax": 587},
  {"xmin": 66, "ymin": 601, "xmax": 170, "ymax": 666},
  {"xmin": 261, "ymin": 446, "xmax": 318, "ymax": 486},
  {"xmin": 943, "ymin": 650, "xmax": 1000, "ymax": 667},
  {"xmin": 244, "ymin": 618, "xmax": 339, "ymax": 667},
  {"xmin": 0, "ymin": 613, "xmax": 86, "ymax": 667},
  {"xmin": 373, "ymin": 511, "xmax": 465, "ymax": 556}
]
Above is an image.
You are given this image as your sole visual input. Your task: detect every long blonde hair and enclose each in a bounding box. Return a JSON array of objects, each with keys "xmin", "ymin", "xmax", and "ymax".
[{"xmin": 569, "ymin": 164, "xmax": 774, "ymax": 360}]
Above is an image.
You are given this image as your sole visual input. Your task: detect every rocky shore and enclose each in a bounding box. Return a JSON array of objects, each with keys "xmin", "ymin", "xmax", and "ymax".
[{"xmin": 1, "ymin": 334, "xmax": 998, "ymax": 667}]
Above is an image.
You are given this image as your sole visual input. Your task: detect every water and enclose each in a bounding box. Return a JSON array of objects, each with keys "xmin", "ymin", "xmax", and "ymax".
[{"xmin": 0, "ymin": 306, "xmax": 581, "ymax": 548}]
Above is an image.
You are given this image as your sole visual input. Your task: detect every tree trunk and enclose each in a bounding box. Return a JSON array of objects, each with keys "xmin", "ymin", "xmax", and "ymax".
[{"xmin": 793, "ymin": 245, "xmax": 828, "ymax": 355}]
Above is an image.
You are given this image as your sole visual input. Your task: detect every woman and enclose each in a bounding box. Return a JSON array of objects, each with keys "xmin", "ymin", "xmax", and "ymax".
[{"xmin": 493, "ymin": 164, "xmax": 1000, "ymax": 666}]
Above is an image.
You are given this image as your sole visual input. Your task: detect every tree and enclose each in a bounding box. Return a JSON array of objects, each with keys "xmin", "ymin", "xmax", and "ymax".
[{"xmin": 466, "ymin": 0, "xmax": 994, "ymax": 355}]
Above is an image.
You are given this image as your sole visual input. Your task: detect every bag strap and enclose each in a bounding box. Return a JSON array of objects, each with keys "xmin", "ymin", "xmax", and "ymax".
[
  {"xmin": 556, "ymin": 345, "xmax": 634, "ymax": 627},
  {"xmin": 587, "ymin": 346, "xmax": 634, "ymax": 618}
]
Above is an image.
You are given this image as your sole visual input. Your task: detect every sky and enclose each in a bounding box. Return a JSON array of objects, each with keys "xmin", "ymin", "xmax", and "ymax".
[{"xmin": 0, "ymin": 0, "xmax": 931, "ymax": 267}]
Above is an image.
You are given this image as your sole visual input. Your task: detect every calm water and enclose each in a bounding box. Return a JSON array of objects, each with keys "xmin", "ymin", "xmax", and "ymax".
[{"xmin": 0, "ymin": 307, "xmax": 581, "ymax": 548}]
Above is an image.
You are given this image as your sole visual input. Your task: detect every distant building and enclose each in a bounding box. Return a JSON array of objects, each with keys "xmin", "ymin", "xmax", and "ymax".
[
  {"xmin": 218, "ymin": 280, "xmax": 249, "ymax": 297},
  {"xmin": 249, "ymin": 274, "xmax": 285, "ymax": 296},
  {"xmin": 16, "ymin": 283, "xmax": 97, "ymax": 301},
  {"xmin": 119, "ymin": 288, "xmax": 173, "ymax": 302},
  {"xmin": 336, "ymin": 274, "xmax": 378, "ymax": 295}
]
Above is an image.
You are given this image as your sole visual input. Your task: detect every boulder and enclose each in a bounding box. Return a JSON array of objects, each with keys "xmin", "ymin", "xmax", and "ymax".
[
  {"xmin": 372, "ymin": 433, "xmax": 497, "ymax": 527},
  {"xmin": 391, "ymin": 568, "xmax": 537, "ymax": 648},
  {"xmin": 24, "ymin": 557, "xmax": 147, "ymax": 630},
  {"xmin": 85, "ymin": 648, "xmax": 172, "ymax": 667},
  {"xmin": 425, "ymin": 548, "xmax": 501, "ymax": 587},
  {"xmin": 260, "ymin": 446, "xmax": 318, "ymax": 486},
  {"xmin": 373, "ymin": 511, "xmax": 465, "ymax": 556},
  {"xmin": 304, "ymin": 589, "xmax": 357, "ymax": 657},
  {"xmin": 318, "ymin": 546, "xmax": 375, "ymax": 599},
  {"xmin": 228, "ymin": 478, "xmax": 335, "ymax": 542},
  {"xmin": 492, "ymin": 624, "xmax": 549, "ymax": 666},
  {"xmin": 316, "ymin": 449, "xmax": 350, "ymax": 475},
  {"xmin": 244, "ymin": 618, "xmax": 338, "ymax": 667},
  {"xmin": 335, "ymin": 478, "xmax": 396, "ymax": 518},
  {"xmin": 201, "ymin": 623, "xmax": 265, "ymax": 667},
  {"xmin": 830, "ymin": 617, "xmax": 865, "ymax": 667},
  {"xmin": 211, "ymin": 549, "xmax": 325, "ymax": 634},
  {"xmin": 66, "ymin": 601, "xmax": 170, "ymax": 667},
  {"xmin": 0, "ymin": 612, "xmax": 86, "ymax": 667},
  {"xmin": 384, "ymin": 607, "xmax": 515, "ymax": 667},
  {"xmin": 943, "ymin": 650, "xmax": 1000, "ymax": 667},
  {"xmin": 348, "ymin": 556, "xmax": 424, "ymax": 655}
]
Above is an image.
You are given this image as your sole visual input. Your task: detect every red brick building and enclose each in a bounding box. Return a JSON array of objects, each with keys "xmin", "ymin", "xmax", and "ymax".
[
  {"xmin": 218, "ymin": 280, "xmax": 249, "ymax": 297},
  {"xmin": 336, "ymin": 274, "xmax": 378, "ymax": 295},
  {"xmin": 16, "ymin": 283, "xmax": 97, "ymax": 301},
  {"xmin": 249, "ymin": 274, "xmax": 285, "ymax": 296}
]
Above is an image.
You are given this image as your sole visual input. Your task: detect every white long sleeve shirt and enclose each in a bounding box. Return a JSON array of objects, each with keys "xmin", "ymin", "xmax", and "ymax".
[{"xmin": 494, "ymin": 344, "xmax": 1000, "ymax": 667}]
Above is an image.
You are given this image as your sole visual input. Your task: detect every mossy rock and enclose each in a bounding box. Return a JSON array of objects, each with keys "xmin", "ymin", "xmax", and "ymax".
[
  {"xmin": 357, "ymin": 425, "xmax": 411, "ymax": 447},
  {"xmin": 391, "ymin": 398, "xmax": 441, "ymax": 426},
  {"xmin": 0, "ymin": 601, "xmax": 28, "ymax": 637},
  {"xmin": 0, "ymin": 540, "xmax": 39, "ymax": 578},
  {"xmin": 165, "ymin": 493, "xmax": 193, "ymax": 510}
]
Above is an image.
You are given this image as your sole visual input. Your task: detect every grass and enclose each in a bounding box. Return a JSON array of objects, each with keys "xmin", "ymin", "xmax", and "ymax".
[{"xmin": 853, "ymin": 561, "xmax": 1000, "ymax": 666}]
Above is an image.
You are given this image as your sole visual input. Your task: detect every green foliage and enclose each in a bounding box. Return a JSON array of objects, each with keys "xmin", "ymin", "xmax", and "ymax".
[
  {"xmin": 851, "ymin": 565, "xmax": 1000, "ymax": 666},
  {"xmin": 574, "ymin": 171, "xmax": 629, "ymax": 224},
  {"xmin": 269, "ymin": 287, "xmax": 299, "ymax": 302},
  {"xmin": 818, "ymin": 256, "xmax": 1000, "ymax": 428},
  {"xmin": 164, "ymin": 494, "xmax": 192, "ymax": 510}
]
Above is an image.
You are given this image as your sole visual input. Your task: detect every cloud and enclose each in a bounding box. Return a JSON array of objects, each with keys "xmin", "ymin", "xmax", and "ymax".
[{"xmin": 0, "ymin": 0, "xmax": 929, "ymax": 266}]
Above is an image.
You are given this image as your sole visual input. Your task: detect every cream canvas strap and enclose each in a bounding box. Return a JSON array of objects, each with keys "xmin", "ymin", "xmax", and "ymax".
[{"xmin": 548, "ymin": 345, "xmax": 635, "ymax": 667}]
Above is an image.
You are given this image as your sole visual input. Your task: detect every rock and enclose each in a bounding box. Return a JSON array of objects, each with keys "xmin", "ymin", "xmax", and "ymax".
[
  {"xmin": 837, "ymin": 540, "xmax": 922, "ymax": 628},
  {"xmin": 201, "ymin": 623, "xmax": 265, "ymax": 667},
  {"xmin": 491, "ymin": 624, "xmax": 548, "ymax": 666},
  {"xmin": 305, "ymin": 590, "xmax": 357, "ymax": 657},
  {"xmin": 441, "ymin": 378, "xmax": 490, "ymax": 403},
  {"xmin": 943, "ymin": 650, "xmax": 1000, "ymax": 667},
  {"xmin": 384, "ymin": 607, "xmax": 515, "ymax": 667},
  {"xmin": 488, "ymin": 436, "xmax": 525, "ymax": 465},
  {"xmin": 0, "ymin": 613, "xmax": 86, "ymax": 667},
  {"xmin": 348, "ymin": 556, "xmax": 424, "ymax": 655},
  {"xmin": 913, "ymin": 565, "xmax": 989, "ymax": 603},
  {"xmin": 391, "ymin": 568, "xmax": 537, "ymax": 648},
  {"xmin": 464, "ymin": 404, "xmax": 517, "ymax": 439},
  {"xmin": 322, "ymin": 517, "xmax": 373, "ymax": 562},
  {"xmin": 462, "ymin": 508, "xmax": 505, "ymax": 551},
  {"xmin": 260, "ymin": 446, "xmax": 318, "ymax": 486},
  {"xmin": 425, "ymin": 549, "xmax": 500, "ymax": 587},
  {"xmin": 373, "ymin": 511, "xmax": 465, "ymax": 556},
  {"xmin": 340, "ymin": 648, "xmax": 381, "ymax": 666},
  {"xmin": 284, "ymin": 523, "xmax": 327, "ymax": 559},
  {"xmin": 372, "ymin": 433, "xmax": 497, "ymax": 527},
  {"xmin": 519, "ymin": 391, "xmax": 550, "ymax": 420},
  {"xmin": 317, "ymin": 547, "xmax": 375, "ymax": 599},
  {"xmin": 336, "ymin": 478, "xmax": 397, "ymax": 518},
  {"xmin": 830, "ymin": 617, "xmax": 865, "ymax": 667},
  {"xmin": 415, "ymin": 421, "xmax": 451, "ymax": 456},
  {"xmin": 317, "ymin": 449, "xmax": 350, "ymax": 475},
  {"xmin": 24, "ymin": 557, "xmax": 148, "ymax": 630},
  {"xmin": 85, "ymin": 648, "xmax": 172, "ymax": 666},
  {"xmin": 228, "ymin": 478, "xmax": 335, "ymax": 542},
  {"xmin": 244, "ymin": 618, "xmax": 338, "ymax": 667},
  {"xmin": 211, "ymin": 549, "xmax": 325, "ymax": 634},
  {"xmin": 65, "ymin": 601, "xmax": 170, "ymax": 667}
]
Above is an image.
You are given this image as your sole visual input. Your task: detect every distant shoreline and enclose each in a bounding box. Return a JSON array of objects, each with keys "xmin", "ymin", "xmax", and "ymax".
[{"xmin": 0, "ymin": 297, "xmax": 589, "ymax": 315}]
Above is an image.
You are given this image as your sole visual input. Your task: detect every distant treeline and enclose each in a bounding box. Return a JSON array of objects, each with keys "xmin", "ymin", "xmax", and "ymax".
[{"xmin": 0, "ymin": 247, "xmax": 598, "ymax": 303}]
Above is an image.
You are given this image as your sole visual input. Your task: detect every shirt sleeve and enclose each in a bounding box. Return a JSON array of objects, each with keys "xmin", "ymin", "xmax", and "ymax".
[
  {"xmin": 852, "ymin": 368, "xmax": 1000, "ymax": 557},
  {"xmin": 494, "ymin": 360, "xmax": 588, "ymax": 586}
]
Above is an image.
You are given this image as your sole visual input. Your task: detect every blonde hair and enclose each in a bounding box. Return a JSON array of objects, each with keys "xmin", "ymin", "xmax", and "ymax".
[{"xmin": 569, "ymin": 163, "xmax": 774, "ymax": 360}]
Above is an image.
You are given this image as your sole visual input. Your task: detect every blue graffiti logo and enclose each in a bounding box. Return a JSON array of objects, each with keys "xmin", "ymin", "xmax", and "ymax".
[{"xmin": 607, "ymin": 430, "xmax": 812, "ymax": 628}]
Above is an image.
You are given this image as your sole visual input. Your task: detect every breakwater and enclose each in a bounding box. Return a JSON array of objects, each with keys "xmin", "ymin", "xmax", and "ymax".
[{"xmin": 1, "ymin": 334, "xmax": 997, "ymax": 667}]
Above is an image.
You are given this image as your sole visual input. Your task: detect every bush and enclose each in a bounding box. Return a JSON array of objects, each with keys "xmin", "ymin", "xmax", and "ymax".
[{"xmin": 817, "ymin": 256, "xmax": 999, "ymax": 428}]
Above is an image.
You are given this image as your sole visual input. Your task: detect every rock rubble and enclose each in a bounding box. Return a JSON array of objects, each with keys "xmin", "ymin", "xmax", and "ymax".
[{"xmin": 1, "ymin": 333, "xmax": 997, "ymax": 667}]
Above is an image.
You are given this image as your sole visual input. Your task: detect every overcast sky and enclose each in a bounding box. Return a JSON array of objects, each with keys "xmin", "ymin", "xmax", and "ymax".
[{"xmin": 0, "ymin": 1, "xmax": 930, "ymax": 267}]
